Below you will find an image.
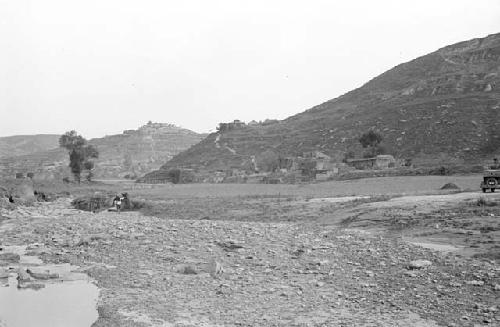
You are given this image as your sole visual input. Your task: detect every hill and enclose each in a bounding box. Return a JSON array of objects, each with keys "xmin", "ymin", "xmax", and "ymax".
[
  {"xmin": 147, "ymin": 32, "xmax": 500, "ymax": 178},
  {"xmin": 0, "ymin": 122, "xmax": 205, "ymax": 180},
  {"xmin": 0, "ymin": 134, "xmax": 60, "ymax": 158}
]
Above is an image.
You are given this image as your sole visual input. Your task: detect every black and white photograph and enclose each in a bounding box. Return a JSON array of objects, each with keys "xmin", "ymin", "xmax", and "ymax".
[{"xmin": 0, "ymin": 1, "xmax": 499, "ymax": 326}]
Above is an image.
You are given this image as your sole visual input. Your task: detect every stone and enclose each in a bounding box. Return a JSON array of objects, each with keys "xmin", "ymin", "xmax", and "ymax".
[
  {"xmin": 0, "ymin": 252, "xmax": 21, "ymax": 264},
  {"xmin": 209, "ymin": 260, "xmax": 224, "ymax": 278},
  {"xmin": 17, "ymin": 282, "xmax": 45, "ymax": 290},
  {"xmin": 27, "ymin": 268, "xmax": 59, "ymax": 280},
  {"xmin": 404, "ymin": 271, "xmax": 417, "ymax": 278},
  {"xmin": 175, "ymin": 264, "xmax": 198, "ymax": 275},
  {"xmin": 408, "ymin": 260, "xmax": 432, "ymax": 270},
  {"xmin": 16, "ymin": 269, "xmax": 32, "ymax": 282},
  {"xmin": 465, "ymin": 280, "xmax": 485, "ymax": 286}
]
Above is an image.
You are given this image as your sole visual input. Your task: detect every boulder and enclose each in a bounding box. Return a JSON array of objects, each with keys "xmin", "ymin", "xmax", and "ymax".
[
  {"xmin": 27, "ymin": 268, "xmax": 59, "ymax": 280},
  {"xmin": 408, "ymin": 260, "xmax": 432, "ymax": 270},
  {"xmin": 0, "ymin": 252, "xmax": 21, "ymax": 264}
]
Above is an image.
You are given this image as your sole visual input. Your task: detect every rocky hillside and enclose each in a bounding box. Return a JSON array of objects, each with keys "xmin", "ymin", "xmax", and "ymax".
[
  {"xmin": 0, "ymin": 134, "xmax": 60, "ymax": 158},
  {"xmin": 0, "ymin": 123, "xmax": 205, "ymax": 179},
  {"xmin": 155, "ymin": 33, "xmax": 500, "ymax": 174}
]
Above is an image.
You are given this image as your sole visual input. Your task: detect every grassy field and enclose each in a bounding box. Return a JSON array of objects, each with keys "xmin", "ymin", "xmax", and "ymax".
[{"xmin": 124, "ymin": 175, "xmax": 482, "ymax": 200}]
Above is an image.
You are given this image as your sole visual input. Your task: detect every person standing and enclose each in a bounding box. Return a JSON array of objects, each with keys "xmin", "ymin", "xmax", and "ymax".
[
  {"xmin": 113, "ymin": 194, "xmax": 122, "ymax": 213},
  {"xmin": 490, "ymin": 158, "xmax": 500, "ymax": 170}
]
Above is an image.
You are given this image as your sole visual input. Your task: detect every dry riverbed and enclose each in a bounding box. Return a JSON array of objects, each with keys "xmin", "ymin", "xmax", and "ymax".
[{"xmin": 0, "ymin": 194, "xmax": 499, "ymax": 326}]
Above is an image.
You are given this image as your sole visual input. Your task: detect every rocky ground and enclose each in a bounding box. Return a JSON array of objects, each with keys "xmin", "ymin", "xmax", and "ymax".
[{"xmin": 0, "ymin": 196, "xmax": 499, "ymax": 326}]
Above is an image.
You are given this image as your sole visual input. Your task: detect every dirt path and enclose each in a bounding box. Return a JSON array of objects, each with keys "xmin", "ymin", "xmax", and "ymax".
[
  {"xmin": 311, "ymin": 191, "xmax": 500, "ymax": 261},
  {"xmin": 0, "ymin": 199, "xmax": 499, "ymax": 326}
]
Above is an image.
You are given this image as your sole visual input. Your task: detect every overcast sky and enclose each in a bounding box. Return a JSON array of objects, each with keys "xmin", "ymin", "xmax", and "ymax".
[{"xmin": 1, "ymin": 0, "xmax": 499, "ymax": 138}]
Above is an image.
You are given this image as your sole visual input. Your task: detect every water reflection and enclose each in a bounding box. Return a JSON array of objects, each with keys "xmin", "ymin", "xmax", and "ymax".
[{"xmin": 0, "ymin": 245, "xmax": 99, "ymax": 327}]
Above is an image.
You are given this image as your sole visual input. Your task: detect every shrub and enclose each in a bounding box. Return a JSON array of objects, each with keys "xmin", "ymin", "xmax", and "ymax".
[{"xmin": 475, "ymin": 197, "xmax": 498, "ymax": 207}]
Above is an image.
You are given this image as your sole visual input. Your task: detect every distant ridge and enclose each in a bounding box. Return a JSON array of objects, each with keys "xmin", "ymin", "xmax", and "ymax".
[
  {"xmin": 0, "ymin": 122, "xmax": 206, "ymax": 179},
  {"xmin": 145, "ymin": 32, "xmax": 500, "ymax": 178},
  {"xmin": 0, "ymin": 134, "xmax": 60, "ymax": 158}
]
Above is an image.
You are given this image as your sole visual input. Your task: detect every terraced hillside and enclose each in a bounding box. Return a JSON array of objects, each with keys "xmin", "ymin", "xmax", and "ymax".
[{"xmin": 153, "ymin": 33, "xmax": 500, "ymax": 175}]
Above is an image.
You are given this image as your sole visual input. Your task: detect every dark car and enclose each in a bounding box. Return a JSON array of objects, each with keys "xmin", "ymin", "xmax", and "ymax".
[{"xmin": 481, "ymin": 169, "xmax": 500, "ymax": 193}]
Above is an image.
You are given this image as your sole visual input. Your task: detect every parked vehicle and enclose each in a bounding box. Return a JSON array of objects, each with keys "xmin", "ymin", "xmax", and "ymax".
[{"xmin": 481, "ymin": 169, "xmax": 500, "ymax": 192}]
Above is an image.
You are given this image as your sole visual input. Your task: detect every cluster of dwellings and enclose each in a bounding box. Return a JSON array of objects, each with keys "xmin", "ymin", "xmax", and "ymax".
[
  {"xmin": 217, "ymin": 120, "xmax": 246, "ymax": 133},
  {"xmin": 216, "ymin": 119, "xmax": 279, "ymax": 133},
  {"xmin": 198, "ymin": 151, "xmax": 399, "ymax": 184}
]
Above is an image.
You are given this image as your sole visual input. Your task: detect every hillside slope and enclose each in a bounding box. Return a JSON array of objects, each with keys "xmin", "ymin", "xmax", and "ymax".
[
  {"xmin": 0, "ymin": 123, "xmax": 205, "ymax": 179},
  {"xmin": 156, "ymin": 33, "xmax": 500, "ymax": 174},
  {"xmin": 0, "ymin": 134, "xmax": 60, "ymax": 158}
]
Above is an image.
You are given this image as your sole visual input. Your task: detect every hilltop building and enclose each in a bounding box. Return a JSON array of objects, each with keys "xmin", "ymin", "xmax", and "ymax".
[{"xmin": 217, "ymin": 120, "xmax": 246, "ymax": 133}]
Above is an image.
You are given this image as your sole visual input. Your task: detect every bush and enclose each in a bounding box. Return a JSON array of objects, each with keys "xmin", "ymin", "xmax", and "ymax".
[
  {"xmin": 167, "ymin": 169, "xmax": 181, "ymax": 184},
  {"xmin": 475, "ymin": 197, "xmax": 498, "ymax": 207},
  {"xmin": 359, "ymin": 130, "xmax": 383, "ymax": 148}
]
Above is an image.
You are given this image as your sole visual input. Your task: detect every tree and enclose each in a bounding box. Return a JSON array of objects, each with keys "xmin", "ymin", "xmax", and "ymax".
[
  {"xmin": 59, "ymin": 131, "xmax": 99, "ymax": 183},
  {"xmin": 359, "ymin": 130, "xmax": 383, "ymax": 148},
  {"xmin": 83, "ymin": 160, "xmax": 95, "ymax": 181},
  {"xmin": 59, "ymin": 130, "xmax": 86, "ymax": 151},
  {"xmin": 359, "ymin": 130, "xmax": 385, "ymax": 158},
  {"xmin": 256, "ymin": 150, "xmax": 279, "ymax": 172},
  {"xmin": 167, "ymin": 168, "xmax": 181, "ymax": 184}
]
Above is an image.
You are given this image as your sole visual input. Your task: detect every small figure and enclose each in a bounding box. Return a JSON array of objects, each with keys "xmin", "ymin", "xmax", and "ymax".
[
  {"xmin": 113, "ymin": 194, "xmax": 123, "ymax": 213},
  {"xmin": 8, "ymin": 195, "xmax": 14, "ymax": 203},
  {"xmin": 490, "ymin": 158, "xmax": 500, "ymax": 170}
]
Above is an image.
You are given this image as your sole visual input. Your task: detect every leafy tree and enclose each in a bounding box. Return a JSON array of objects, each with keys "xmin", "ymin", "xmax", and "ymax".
[
  {"xmin": 59, "ymin": 131, "xmax": 99, "ymax": 183},
  {"xmin": 256, "ymin": 150, "xmax": 279, "ymax": 172},
  {"xmin": 359, "ymin": 130, "xmax": 385, "ymax": 158},
  {"xmin": 59, "ymin": 130, "xmax": 86, "ymax": 151},
  {"xmin": 359, "ymin": 130, "xmax": 383, "ymax": 148},
  {"xmin": 83, "ymin": 160, "xmax": 95, "ymax": 181},
  {"xmin": 167, "ymin": 168, "xmax": 181, "ymax": 184}
]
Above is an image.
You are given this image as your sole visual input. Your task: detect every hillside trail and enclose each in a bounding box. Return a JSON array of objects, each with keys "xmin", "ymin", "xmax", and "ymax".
[{"xmin": 0, "ymin": 197, "xmax": 499, "ymax": 326}]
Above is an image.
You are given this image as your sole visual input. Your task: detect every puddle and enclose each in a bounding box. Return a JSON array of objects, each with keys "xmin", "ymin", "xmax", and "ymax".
[{"xmin": 0, "ymin": 245, "xmax": 99, "ymax": 327}]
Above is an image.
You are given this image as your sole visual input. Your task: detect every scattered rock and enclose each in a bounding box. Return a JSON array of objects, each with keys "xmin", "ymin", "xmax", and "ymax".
[
  {"xmin": 408, "ymin": 260, "xmax": 432, "ymax": 269},
  {"xmin": 27, "ymin": 268, "xmax": 59, "ymax": 280},
  {"xmin": 208, "ymin": 260, "xmax": 224, "ymax": 278},
  {"xmin": 17, "ymin": 282, "xmax": 45, "ymax": 290},
  {"xmin": 175, "ymin": 264, "xmax": 198, "ymax": 275},
  {"xmin": 0, "ymin": 270, "xmax": 10, "ymax": 279},
  {"xmin": 466, "ymin": 280, "xmax": 485, "ymax": 286},
  {"xmin": 215, "ymin": 240, "xmax": 244, "ymax": 252},
  {"xmin": 16, "ymin": 269, "xmax": 32, "ymax": 282},
  {"xmin": 0, "ymin": 252, "xmax": 21, "ymax": 264}
]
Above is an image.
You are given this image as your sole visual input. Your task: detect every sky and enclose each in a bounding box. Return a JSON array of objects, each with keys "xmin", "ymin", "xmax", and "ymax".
[{"xmin": 1, "ymin": 0, "xmax": 499, "ymax": 138}]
